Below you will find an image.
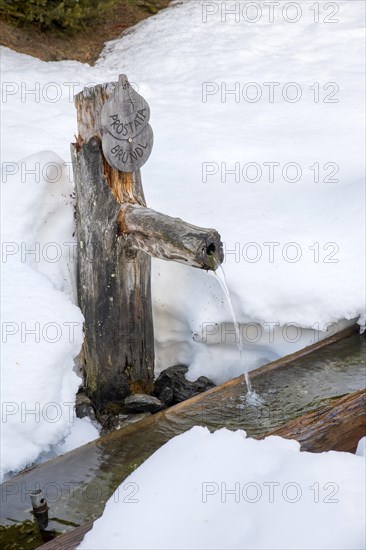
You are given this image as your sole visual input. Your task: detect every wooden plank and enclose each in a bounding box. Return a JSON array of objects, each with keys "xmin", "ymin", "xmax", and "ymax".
[
  {"xmin": 3, "ymin": 326, "xmax": 363, "ymax": 550},
  {"xmin": 37, "ymin": 520, "xmax": 93, "ymax": 550}
]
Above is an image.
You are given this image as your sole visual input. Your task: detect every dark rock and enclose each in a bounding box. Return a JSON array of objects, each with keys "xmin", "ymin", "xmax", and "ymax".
[
  {"xmin": 158, "ymin": 386, "xmax": 174, "ymax": 406},
  {"xmin": 124, "ymin": 393, "xmax": 164, "ymax": 414},
  {"xmin": 154, "ymin": 365, "xmax": 215, "ymax": 405},
  {"xmin": 75, "ymin": 392, "xmax": 96, "ymax": 421}
]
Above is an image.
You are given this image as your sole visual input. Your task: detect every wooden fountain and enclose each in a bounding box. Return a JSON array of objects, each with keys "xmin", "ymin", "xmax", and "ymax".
[{"xmin": 71, "ymin": 75, "xmax": 224, "ymax": 411}]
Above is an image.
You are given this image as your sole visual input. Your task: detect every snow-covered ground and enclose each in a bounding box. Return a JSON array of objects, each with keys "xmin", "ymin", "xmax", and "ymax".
[
  {"xmin": 0, "ymin": 151, "xmax": 99, "ymax": 477},
  {"xmin": 78, "ymin": 427, "xmax": 366, "ymax": 550},
  {"xmin": 1, "ymin": 0, "xmax": 365, "ymax": 478}
]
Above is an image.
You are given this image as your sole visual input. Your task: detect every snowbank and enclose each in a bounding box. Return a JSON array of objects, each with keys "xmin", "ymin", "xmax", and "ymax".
[
  {"xmin": 0, "ymin": 151, "xmax": 87, "ymax": 479},
  {"xmin": 78, "ymin": 427, "xmax": 366, "ymax": 550}
]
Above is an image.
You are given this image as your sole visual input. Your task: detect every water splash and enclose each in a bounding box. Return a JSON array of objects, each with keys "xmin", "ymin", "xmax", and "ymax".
[
  {"xmin": 239, "ymin": 390, "xmax": 264, "ymax": 407},
  {"xmin": 213, "ymin": 263, "xmax": 253, "ymax": 395}
]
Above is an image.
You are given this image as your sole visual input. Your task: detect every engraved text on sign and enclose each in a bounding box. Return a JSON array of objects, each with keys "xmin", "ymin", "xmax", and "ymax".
[{"xmin": 101, "ymin": 75, "xmax": 154, "ymax": 172}]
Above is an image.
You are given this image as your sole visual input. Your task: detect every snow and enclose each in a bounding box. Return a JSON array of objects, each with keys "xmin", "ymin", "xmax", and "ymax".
[
  {"xmin": 54, "ymin": 417, "xmax": 99, "ymax": 454},
  {"xmin": 355, "ymin": 436, "xmax": 366, "ymax": 458},
  {"xmin": 78, "ymin": 426, "xmax": 366, "ymax": 550},
  {"xmin": 1, "ymin": 0, "xmax": 365, "ymax": 476},
  {"xmin": 0, "ymin": 151, "xmax": 87, "ymax": 479}
]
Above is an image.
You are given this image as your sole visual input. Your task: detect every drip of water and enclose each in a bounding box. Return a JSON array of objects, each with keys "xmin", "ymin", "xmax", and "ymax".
[{"xmin": 213, "ymin": 263, "xmax": 253, "ymax": 394}]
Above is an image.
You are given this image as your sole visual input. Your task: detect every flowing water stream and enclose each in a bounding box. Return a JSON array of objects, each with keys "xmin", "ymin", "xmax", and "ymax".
[{"xmin": 213, "ymin": 264, "xmax": 253, "ymax": 394}]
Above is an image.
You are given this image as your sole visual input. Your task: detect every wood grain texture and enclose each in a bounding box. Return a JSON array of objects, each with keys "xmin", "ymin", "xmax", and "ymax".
[
  {"xmin": 101, "ymin": 75, "xmax": 151, "ymax": 140},
  {"xmin": 119, "ymin": 203, "xmax": 224, "ymax": 269},
  {"xmin": 73, "ymin": 80, "xmax": 154, "ymax": 409},
  {"xmin": 269, "ymin": 387, "xmax": 366, "ymax": 453},
  {"xmin": 102, "ymin": 123, "xmax": 153, "ymax": 172},
  {"xmin": 72, "ymin": 139, "xmax": 154, "ymax": 409},
  {"xmin": 168, "ymin": 324, "xmax": 361, "ymax": 413},
  {"xmin": 37, "ymin": 520, "xmax": 93, "ymax": 550},
  {"xmin": 39, "ymin": 382, "xmax": 365, "ymax": 550}
]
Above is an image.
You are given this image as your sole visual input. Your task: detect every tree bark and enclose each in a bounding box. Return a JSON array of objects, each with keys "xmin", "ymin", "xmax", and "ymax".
[
  {"xmin": 72, "ymin": 82, "xmax": 155, "ymax": 410},
  {"xmin": 72, "ymin": 140, "xmax": 154, "ymax": 410}
]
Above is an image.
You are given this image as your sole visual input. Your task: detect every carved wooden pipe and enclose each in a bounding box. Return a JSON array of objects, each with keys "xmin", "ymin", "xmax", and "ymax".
[{"xmin": 118, "ymin": 203, "xmax": 223, "ymax": 270}]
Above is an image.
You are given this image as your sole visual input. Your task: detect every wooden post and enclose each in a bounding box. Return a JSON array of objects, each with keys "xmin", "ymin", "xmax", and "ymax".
[{"xmin": 71, "ymin": 76, "xmax": 223, "ymax": 412}]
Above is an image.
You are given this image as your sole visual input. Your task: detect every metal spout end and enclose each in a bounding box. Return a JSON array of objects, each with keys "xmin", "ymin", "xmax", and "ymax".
[{"xmin": 30, "ymin": 489, "xmax": 49, "ymax": 531}]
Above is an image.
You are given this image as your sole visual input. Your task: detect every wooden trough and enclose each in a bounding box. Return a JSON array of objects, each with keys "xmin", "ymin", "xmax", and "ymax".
[
  {"xmin": 39, "ymin": 392, "xmax": 366, "ymax": 550},
  {"xmin": 0, "ymin": 324, "xmax": 364, "ymax": 550}
]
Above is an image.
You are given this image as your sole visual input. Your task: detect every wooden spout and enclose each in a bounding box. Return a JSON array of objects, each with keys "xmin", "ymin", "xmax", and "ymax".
[{"xmin": 118, "ymin": 204, "xmax": 223, "ymax": 270}]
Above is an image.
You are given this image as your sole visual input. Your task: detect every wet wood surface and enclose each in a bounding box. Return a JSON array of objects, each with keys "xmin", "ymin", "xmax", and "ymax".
[
  {"xmin": 170, "ymin": 323, "xmax": 361, "ymax": 413},
  {"xmin": 270, "ymin": 387, "xmax": 366, "ymax": 452},
  {"xmin": 38, "ymin": 520, "xmax": 93, "ymax": 550}
]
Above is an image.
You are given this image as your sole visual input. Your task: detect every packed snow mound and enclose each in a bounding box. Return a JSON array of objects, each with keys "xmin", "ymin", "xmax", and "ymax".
[
  {"xmin": 54, "ymin": 417, "xmax": 99, "ymax": 455},
  {"xmin": 0, "ymin": 151, "xmax": 85, "ymax": 479},
  {"xmin": 78, "ymin": 427, "xmax": 366, "ymax": 550}
]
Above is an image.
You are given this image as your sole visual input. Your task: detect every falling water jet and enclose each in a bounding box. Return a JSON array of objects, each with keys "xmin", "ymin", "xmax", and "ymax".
[
  {"xmin": 211, "ymin": 258, "xmax": 263, "ymax": 404},
  {"xmin": 210, "ymin": 259, "xmax": 252, "ymax": 392}
]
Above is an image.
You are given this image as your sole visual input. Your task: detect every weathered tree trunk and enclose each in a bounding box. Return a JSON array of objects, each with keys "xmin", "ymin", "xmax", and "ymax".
[
  {"xmin": 71, "ymin": 81, "xmax": 223, "ymax": 411},
  {"xmin": 268, "ymin": 388, "xmax": 366, "ymax": 453},
  {"xmin": 72, "ymin": 137, "xmax": 153, "ymax": 410}
]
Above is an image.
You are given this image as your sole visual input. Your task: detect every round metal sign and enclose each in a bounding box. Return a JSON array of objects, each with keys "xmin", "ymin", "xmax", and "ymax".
[{"xmin": 101, "ymin": 74, "xmax": 154, "ymax": 173}]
